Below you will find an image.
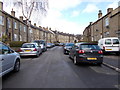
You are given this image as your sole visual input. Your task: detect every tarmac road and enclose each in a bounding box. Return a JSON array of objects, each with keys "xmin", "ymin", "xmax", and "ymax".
[{"xmin": 2, "ymin": 46, "xmax": 119, "ymax": 89}]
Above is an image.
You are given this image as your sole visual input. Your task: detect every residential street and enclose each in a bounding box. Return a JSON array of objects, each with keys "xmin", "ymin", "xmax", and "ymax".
[{"xmin": 2, "ymin": 46, "xmax": 119, "ymax": 88}]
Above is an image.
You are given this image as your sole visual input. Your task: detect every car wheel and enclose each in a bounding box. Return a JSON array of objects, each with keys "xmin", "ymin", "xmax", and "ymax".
[
  {"xmin": 116, "ymin": 53, "xmax": 120, "ymax": 56},
  {"xmin": 73, "ymin": 56, "xmax": 78, "ymax": 65},
  {"xmin": 69, "ymin": 54, "xmax": 71, "ymax": 59},
  {"xmin": 13, "ymin": 59, "xmax": 20, "ymax": 72},
  {"xmin": 97, "ymin": 63, "xmax": 102, "ymax": 66}
]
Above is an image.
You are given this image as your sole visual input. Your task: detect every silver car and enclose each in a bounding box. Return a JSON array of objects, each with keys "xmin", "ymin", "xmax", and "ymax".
[
  {"xmin": 0, "ymin": 42, "xmax": 20, "ymax": 77},
  {"xmin": 18, "ymin": 43, "xmax": 42, "ymax": 57}
]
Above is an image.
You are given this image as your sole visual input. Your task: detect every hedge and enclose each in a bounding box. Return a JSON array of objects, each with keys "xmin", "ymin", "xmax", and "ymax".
[
  {"xmin": 77, "ymin": 41, "xmax": 98, "ymax": 44},
  {"xmin": 9, "ymin": 41, "xmax": 27, "ymax": 47}
]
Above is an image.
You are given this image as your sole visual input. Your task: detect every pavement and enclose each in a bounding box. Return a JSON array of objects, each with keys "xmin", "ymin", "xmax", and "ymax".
[{"xmin": 103, "ymin": 54, "xmax": 120, "ymax": 72}]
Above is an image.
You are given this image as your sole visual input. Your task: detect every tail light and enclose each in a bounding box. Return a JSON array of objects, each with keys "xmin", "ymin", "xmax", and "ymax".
[
  {"xmin": 33, "ymin": 48, "xmax": 37, "ymax": 51},
  {"xmin": 78, "ymin": 50, "xmax": 85, "ymax": 54},
  {"xmin": 18, "ymin": 49, "xmax": 23, "ymax": 52},
  {"xmin": 98, "ymin": 50, "xmax": 103, "ymax": 54}
]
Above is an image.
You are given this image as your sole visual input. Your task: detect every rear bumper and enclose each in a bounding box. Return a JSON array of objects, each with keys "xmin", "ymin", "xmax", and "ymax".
[
  {"xmin": 76, "ymin": 57, "xmax": 103, "ymax": 64},
  {"xmin": 19, "ymin": 53, "xmax": 37, "ymax": 56}
]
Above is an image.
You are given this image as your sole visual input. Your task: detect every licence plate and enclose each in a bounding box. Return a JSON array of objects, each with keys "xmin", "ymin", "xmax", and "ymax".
[
  {"xmin": 87, "ymin": 58, "xmax": 97, "ymax": 60},
  {"xmin": 106, "ymin": 49, "xmax": 112, "ymax": 50},
  {"xmin": 25, "ymin": 50, "xmax": 31, "ymax": 52}
]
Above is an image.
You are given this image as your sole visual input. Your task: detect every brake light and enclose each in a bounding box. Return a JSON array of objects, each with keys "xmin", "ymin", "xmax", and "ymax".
[
  {"xmin": 78, "ymin": 50, "xmax": 85, "ymax": 54},
  {"xmin": 98, "ymin": 50, "xmax": 103, "ymax": 54},
  {"xmin": 18, "ymin": 49, "xmax": 23, "ymax": 52},
  {"xmin": 33, "ymin": 48, "xmax": 37, "ymax": 51}
]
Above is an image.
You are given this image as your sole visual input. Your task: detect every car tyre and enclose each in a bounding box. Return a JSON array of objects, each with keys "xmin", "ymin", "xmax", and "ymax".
[
  {"xmin": 36, "ymin": 53, "xmax": 40, "ymax": 57},
  {"xmin": 13, "ymin": 59, "xmax": 20, "ymax": 72},
  {"xmin": 97, "ymin": 63, "xmax": 102, "ymax": 66},
  {"xmin": 69, "ymin": 54, "xmax": 71, "ymax": 59},
  {"xmin": 73, "ymin": 56, "xmax": 78, "ymax": 65}
]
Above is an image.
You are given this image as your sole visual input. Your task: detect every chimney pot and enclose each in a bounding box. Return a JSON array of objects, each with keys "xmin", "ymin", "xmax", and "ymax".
[
  {"xmin": 98, "ymin": 10, "xmax": 102, "ymax": 18},
  {"xmin": 39, "ymin": 26, "xmax": 42, "ymax": 28},
  {"xmin": 34, "ymin": 23, "xmax": 36, "ymax": 26},
  {"xmin": 29, "ymin": 21, "xmax": 31, "ymax": 25}
]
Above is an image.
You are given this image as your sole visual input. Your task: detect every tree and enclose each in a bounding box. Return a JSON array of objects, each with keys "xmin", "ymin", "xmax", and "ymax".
[{"xmin": 13, "ymin": 0, "xmax": 49, "ymax": 24}]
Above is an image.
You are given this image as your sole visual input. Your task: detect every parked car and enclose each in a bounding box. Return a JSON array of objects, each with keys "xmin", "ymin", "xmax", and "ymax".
[
  {"xmin": 51, "ymin": 43, "xmax": 55, "ymax": 47},
  {"xmin": 98, "ymin": 37, "xmax": 120, "ymax": 55},
  {"xmin": 33, "ymin": 40, "xmax": 47, "ymax": 52},
  {"xmin": 63, "ymin": 43, "xmax": 74, "ymax": 54},
  {"xmin": 18, "ymin": 43, "xmax": 42, "ymax": 57},
  {"xmin": 69, "ymin": 42, "xmax": 103, "ymax": 65},
  {"xmin": 47, "ymin": 43, "xmax": 53, "ymax": 48},
  {"xmin": 59, "ymin": 43, "xmax": 65, "ymax": 46},
  {"xmin": 0, "ymin": 42, "xmax": 20, "ymax": 77}
]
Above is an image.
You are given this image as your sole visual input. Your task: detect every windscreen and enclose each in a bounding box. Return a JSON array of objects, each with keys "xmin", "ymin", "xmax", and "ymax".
[
  {"xmin": 65, "ymin": 43, "xmax": 74, "ymax": 46},
  {"xmin": 22, "ymin": 44, "xmax": 35, "ymax": 48}
]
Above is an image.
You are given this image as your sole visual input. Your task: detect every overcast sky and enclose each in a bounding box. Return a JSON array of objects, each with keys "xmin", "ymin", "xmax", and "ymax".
[{"xmin": 1, "ymin": 0, "xmax": 119, "ymax": 35}]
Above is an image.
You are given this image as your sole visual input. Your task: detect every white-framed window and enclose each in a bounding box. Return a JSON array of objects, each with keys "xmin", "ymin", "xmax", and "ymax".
[
  {"xmin": 7, "ymin": 18, "xmax": 11, "ymax": 28},
  {"xmin": 0, "ymin": 16, "xmax": 4, "ymax": 25},
  {"xmin": 105, "ymin": 17, "xmax": 109, "ymax": 26},
  {"xmin": 14, "ymin": 34, "xmax": 18, "ymax": 41},
  {"xmin": 20, "ymin": 35, "xmax": 22, "ymax": 41},
  {"xmin": 20, "ymin": 24, "xmax": 22, "ymax": 31},
  {"xmin": 30, "ymin": 29, "xmax": 33, "ymax": 33},
  {"xmin": 14, "ymin": 21, "xmax": 17, "ymax": 29},
  {"xmin": 24, "ymin": 26, "xmax": 26, "ymax": 32}
]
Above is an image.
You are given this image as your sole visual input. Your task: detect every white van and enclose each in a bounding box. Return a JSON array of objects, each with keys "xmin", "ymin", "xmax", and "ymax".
[{"xmin": 98, "ymin": 37, "xmax": 120, "ymax": 55}]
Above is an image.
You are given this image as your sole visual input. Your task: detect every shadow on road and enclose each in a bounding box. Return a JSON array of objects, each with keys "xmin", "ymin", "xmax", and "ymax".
[{"xmin": 20, "ymin": 56, "xmax": 38, "ymax": 59}]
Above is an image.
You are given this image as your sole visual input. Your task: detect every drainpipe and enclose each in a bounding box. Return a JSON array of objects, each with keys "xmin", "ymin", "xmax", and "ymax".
[{"xmin": 102, "ymin": 18, "xmax": 104, "ymax": 38}]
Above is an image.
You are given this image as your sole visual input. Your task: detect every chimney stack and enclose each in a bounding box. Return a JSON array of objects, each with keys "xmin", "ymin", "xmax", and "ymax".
[
  {"xmin": 98, "ymin": 10, "xmax": 102, "ymax": 18},
  {"xmin": 107, "ymin": 8, "xmax": 113, "ymax": 13},
  {"xmin": 90, "ymin": 22, "xmax": 92, "ymax": 25},
  {"xmin": 45, "ymin": 27, "xmax": 48, "ymax": 30},
  {"xmin": 11, "ymin": 9, "xmax": 15, "ymax": 17},
  {"xmin": 39, "ymin": 26, "xmax": 42, "ymax": 28},
  {"xmin": 0, "ymin": 1, "xmax": 3, "ymax": 11},
  {"xmin": 19, "ymin": 16, "xmax": 23, "ymax": 21},
  {"xmin": 34, "ymin": 23, "xmax": 36, "ymax": 26},
  {"xmin": 28, "ymin": 21, "xmax": 31, "ymax": 25}
]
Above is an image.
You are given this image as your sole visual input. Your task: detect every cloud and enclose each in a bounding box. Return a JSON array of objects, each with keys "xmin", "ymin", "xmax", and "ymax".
[
  {"xmin": 41, "ymin": 9, "xmax": 85, "ymax": 34},
  {"xmin": 41, "ymin": 0, "xmax": 84, "ymax": 34},
  {"xmin": 107, "ymin": 0, "xmax": 119, "ymax": 9},
  {"xmin": 71, "ymin": 10, "xmax": 80, "ymax": 17},
  {"xmin": 82, "ymin": 4, "xmax": 99, "ymax": 13},
  {"xmin": 49, "ymin": 0, "xmax": 82, "ymax": 11}
]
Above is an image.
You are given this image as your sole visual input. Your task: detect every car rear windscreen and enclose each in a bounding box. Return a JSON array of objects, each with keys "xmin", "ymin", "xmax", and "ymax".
[
  {"xmin": 81, "ymin": 44, "xmax": 101, "ymax": 50},
  {"xmin": 22, "ymin": 44, "xmax": 35, "ymax": 48}
]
